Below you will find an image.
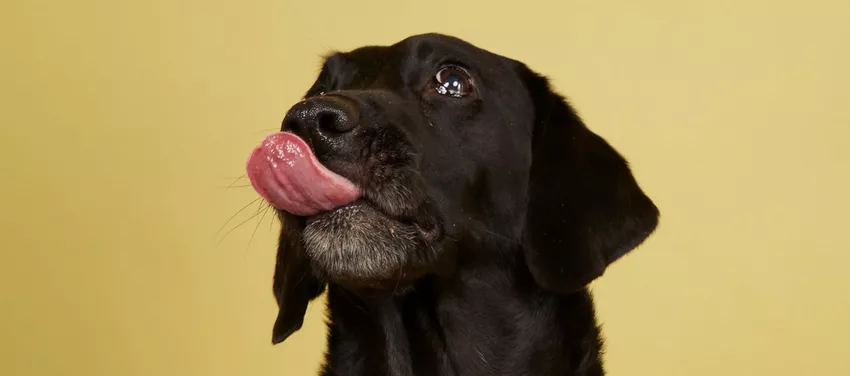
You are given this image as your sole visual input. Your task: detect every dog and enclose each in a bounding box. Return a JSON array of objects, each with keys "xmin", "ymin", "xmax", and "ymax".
[{"xmin": 245, "ymin": 33, "xmax": 659, "ymax": 376}]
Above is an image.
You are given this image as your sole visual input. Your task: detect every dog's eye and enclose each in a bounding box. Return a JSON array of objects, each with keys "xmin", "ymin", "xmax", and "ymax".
[{"xmin": 434, "ymin": 66, "xmax": 473, "ymax": 97}]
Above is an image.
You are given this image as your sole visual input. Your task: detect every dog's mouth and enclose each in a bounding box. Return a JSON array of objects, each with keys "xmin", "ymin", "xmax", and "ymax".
[
  {"xmin": 246, "ymin": 132, "xmax": 362, "ymax": 216},
  {"xmin": 246, "ymin": 131, "xmax": 441, "ymax": 243},
  {"xmin": 246, "ymin": 131, "xmax": 443, "ymax": 287}
]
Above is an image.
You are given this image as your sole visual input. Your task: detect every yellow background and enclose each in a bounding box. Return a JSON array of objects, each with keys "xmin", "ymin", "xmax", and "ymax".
[{"xmin": 3, "ymin": 0, "xmax": 849, "ymax": 375}]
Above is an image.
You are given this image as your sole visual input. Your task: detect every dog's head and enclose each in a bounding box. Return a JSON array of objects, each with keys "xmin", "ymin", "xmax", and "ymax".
[{"xmin": 246, "ymin": 33, "xmax": 659, "ymax": 344}]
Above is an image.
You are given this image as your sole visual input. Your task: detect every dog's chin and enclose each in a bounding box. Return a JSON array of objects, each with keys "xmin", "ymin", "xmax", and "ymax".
[{"xmin": 302, "ymin": 201, "xmax": 428, "ymax": 289}]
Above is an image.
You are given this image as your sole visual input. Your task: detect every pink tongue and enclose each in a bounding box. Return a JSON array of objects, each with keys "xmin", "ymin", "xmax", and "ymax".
[{"xmin": 246, "ymin": 132, "xmax": 361, "ymax": 216}]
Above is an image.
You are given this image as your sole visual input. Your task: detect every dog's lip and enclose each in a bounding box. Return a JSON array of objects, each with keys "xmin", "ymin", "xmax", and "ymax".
[
  {"xmin": 411, "ymin": 218, "xmax": 442, "ymax": 243},
  {"xmin": 366, "ymin": 198, "xmax": 443, "ymax": 243},
  {"xmin": 295, "ymin": 196, "xmax": 442, "ymax": 243},
  {"xmin": 267, "ymin": 140, "xmax": 441, "ymax": 241}
]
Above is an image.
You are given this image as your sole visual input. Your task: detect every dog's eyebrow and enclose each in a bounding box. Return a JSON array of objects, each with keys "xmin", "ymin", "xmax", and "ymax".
[
  {"xmin": 322, "ymin": 52, "xmax": 347, "ymax": 73},
  {"xmin": 304, "ymin": 65, "xmax": 332, "ymax": 98},
  {"xmin": 302, "ymin": 52, "xmax": 348, "ymax": 97}
]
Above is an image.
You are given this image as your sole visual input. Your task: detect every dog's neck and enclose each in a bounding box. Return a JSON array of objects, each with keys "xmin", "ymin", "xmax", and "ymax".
[{"xmin": 319, "ymin": 260, "xmax": 606, "ymax": 376}]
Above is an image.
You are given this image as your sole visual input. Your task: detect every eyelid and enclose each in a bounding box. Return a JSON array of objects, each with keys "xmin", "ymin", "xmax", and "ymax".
[
  {"xmin": 437, "ymin": 61, "xmax": 471, "ymax": 72},
  {"xmin": 435, "ymin": 64, "xmax": 475, "ymax": 85}
]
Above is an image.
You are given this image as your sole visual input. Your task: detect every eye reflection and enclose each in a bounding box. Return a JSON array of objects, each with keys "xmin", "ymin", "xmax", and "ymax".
[{"xmin": 434, "ymin": 66, "xmax": 473, "ymax": 97}]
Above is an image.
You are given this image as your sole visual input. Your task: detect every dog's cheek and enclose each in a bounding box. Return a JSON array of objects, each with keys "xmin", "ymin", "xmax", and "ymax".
[
  {"xmin": 365, "ymin": 139, "xmax": 422, "ymax": 217},
  {"xmin": 367, "ymin": 168, "xmax": 428, "ymax": 218}
]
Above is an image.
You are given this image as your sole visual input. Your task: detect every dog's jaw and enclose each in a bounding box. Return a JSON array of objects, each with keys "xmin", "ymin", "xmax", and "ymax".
[{"xmin": 302, "ymin": 202, "xmax": 421, "ymax": 288}]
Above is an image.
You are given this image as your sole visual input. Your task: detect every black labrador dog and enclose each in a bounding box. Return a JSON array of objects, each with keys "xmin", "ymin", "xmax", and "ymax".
[{"xmin": 246, "ymin": 33, "xmax": 659, "ymax": 376}]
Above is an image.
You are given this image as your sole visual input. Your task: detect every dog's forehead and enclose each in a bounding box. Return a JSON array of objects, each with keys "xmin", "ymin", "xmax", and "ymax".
[
  {"xmin": 323, "ymin": 34, "xmax": 508, "ymax": 78},
  {"xmin": 312, "ymin": 34, "xmax": 522, "ymax": 97},
  {"xmin": 398, "ymin": 33, "xmax": 492, "ymax": 61}
]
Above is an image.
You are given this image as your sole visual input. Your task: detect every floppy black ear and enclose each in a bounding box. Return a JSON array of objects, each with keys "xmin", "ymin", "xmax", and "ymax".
[
  {"xmin": 271, "ymin": 214, "xmax": 325, "ymax": 345},
  {"xmin": 519, "ymin": 66, "xmax": 659, "ymax": 294}
]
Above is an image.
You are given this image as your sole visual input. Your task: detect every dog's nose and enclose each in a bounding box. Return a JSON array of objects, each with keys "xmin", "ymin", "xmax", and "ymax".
[{"xmin": 281, "ymin": 96, "xmax": 359, "ymax": 156}]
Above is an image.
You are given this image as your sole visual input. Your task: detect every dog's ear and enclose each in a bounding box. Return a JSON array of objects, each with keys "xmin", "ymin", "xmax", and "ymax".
[
  {"xmin": 271, "ymin": 214, "xmax": 325, "ymax": 345},
  {"xmin": 518, "ymin": 65, "xmax": 659, "ymax": 294}
]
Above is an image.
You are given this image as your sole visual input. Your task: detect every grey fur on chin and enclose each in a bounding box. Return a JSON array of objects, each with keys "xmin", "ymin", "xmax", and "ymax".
[{"xmin": 302, "ymin": 202, "xmax": 422, "ymax": 288}]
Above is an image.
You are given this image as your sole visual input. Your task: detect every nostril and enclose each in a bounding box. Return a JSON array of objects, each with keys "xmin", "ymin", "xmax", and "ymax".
[
  {"xmin": 317, "ymin": 111, "xmax": 341, "ymax": 133},
  {"xmin": 282, "ymin": 96, "xmax": 358, "ymax": 142}
]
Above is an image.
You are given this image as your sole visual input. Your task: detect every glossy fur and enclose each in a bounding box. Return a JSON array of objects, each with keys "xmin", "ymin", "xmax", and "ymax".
[{"xmin": 268, "ymin": 33, "xmax": 659, "ymax": 375}]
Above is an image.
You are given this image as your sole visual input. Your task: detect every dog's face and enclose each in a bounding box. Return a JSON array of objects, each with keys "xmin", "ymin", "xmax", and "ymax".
[
  {"xmin": 278, "ymin": 35, "xmax": 539, "ymax": 285},
  {"xmin": 248, "ymin": 34, "xmax": 659, "ymax": 344}
]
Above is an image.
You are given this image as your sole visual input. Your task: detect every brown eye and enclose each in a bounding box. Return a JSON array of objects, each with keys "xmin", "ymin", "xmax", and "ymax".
[{"xmin": 434, "ymin": 66, "xmax": 473, "ymax": 97}]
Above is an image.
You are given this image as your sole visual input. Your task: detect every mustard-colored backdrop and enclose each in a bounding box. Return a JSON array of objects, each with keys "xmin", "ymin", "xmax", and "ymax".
[{"xmin": 3, "ymin": 1, "xmax": 849, "ymax": 375}]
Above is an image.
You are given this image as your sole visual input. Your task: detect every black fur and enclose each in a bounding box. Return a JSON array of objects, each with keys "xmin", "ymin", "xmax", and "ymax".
[{"xmin": 267, "ymin": 33, "xmax": 659, "ymax": 375}]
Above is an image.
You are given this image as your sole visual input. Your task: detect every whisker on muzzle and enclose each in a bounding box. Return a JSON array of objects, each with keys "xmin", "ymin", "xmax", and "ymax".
[
  {"xmin": 215, "ymin": 197, "xmax": 261, "ymax": 239},
  {"xmin": 244, "ymin": 204, "xmax": 274, "ymax": 257},
  {"xmin": 215, "ymin": 200, "xmax": 268, "ymax": 246},
  {"xmin": 222, "ymin": 174, "xmax": 249, "ymax": 193}
]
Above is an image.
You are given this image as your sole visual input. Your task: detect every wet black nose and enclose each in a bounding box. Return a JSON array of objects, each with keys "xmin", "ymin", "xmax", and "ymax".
[{"xmin": 281, "ymin": 95, "xmax": 359, "ymax": 156}]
